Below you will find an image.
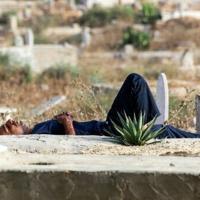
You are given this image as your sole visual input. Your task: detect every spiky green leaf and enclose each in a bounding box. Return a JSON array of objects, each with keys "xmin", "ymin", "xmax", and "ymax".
[{"xmin": 110, "ymin": 112, "xmax": 163, "ymax": 146}]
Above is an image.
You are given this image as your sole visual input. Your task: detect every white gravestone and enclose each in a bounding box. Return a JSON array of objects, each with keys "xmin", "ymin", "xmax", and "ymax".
[
  {"xmin": 124, "ymin": 45, "xmax": 134, "ymax": 57},
  {"xmin": 155, "ymin": 73, "xmax": 169, "ymax": 124},
  {"xmin": 180, "ymin": 49, "xmax": 194, "ymax": 69},
  {"xmin": 81, "ymin": 27, "xmax": 91, "ymax": 48},
  {"xmin": 24, "ymin": 6, "xmax": 32, "ymax": 19},
  {"xmin": 14, "ymin": 35, "xmax": 24, "ymax": 47},
  {"xmin": 25, "ymin": 29, "xmax": 34, "ymax": 47}
]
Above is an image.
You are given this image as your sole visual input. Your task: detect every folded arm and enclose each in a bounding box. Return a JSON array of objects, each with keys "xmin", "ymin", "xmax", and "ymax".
[{"xmin": 54, "ymin": 113, "xmax": 76, "ymax": 135}]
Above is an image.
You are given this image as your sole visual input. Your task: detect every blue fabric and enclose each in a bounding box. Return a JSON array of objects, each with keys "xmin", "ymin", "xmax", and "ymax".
[
  {"xmin": 32, "ymin": 119, "xmax": 108, "ymax": 135},
  {"xmin": 152, "ymin": 124, "xmax": 200, "ymax": 139},
  {"xmin": 31, "ymin": 119, "xmax": 200, "ymax": 138}
]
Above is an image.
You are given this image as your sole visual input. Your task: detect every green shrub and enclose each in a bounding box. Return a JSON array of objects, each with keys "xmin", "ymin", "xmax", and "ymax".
[
  {"xmin": 0, "ymin": 53, "xmax": 10, "ymax": 66},
  {"xmin": 80, "ymin": 5, "xmax": 134, "ymax": 27},
  {"xmin": 136, "ymin": 3, "xmax": 161, "ymax": 25},
  {"xmin": 123, "ymin": 27, "xmax": 150, "ymax": 49},
  {"xmin": 0, "ymin": 10, "xmax": 17, "ymax": 24},
  {"xmin": 80, "ymin": 6, "xmax": 111, "ymax": 27},
  {"xmin": 109, "ymin": 112, "xmax": 163, "ymax": 146},
  {"xmin": 20, "ymin": 65, "xmax": 33, "ymax": 83}
]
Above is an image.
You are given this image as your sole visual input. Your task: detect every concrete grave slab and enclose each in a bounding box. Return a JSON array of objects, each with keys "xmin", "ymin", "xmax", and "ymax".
[
  {"xmin": 29, "ymin": 96, "xmax": 66, "ymax": 117},
  {"xmin": 0, "ymin": 135, "xmax": 200, "ymax": 200},
  {"xmin": 0, "ymin": 135, "xmax": 200, "ymax": 156}
]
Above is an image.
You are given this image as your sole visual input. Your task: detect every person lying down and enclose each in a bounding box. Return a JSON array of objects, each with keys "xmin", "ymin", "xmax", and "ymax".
[{"xmin": 0, "ymin": 73, "xmax": 200, "ymax": 139}]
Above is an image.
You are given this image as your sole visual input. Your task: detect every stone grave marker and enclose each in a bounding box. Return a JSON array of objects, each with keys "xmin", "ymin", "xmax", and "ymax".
[
  {"xmin": 29, "ymin": 96, "xmax": 66, "ymax": 117},
  {"xmin": 25, "ymin": 28, "xmax": 34, "ymax": 47},
  {"xmin": 14, "ymin": 34, "xmax": 24, "ymax": 47},
  {"xmin": 24, "ymin": 6, "xmax": 32, "ymax": 19},
  {"xmin": 155, "ymin": 73, "xmax": 169, "ymax": 124},
  {"xmin": 124, "ymin": 45, "xmax": 134, "ymax": 57},
  {"xmin": 9, "ymin": 15, "xmax": 18, "ymax": 33},
  {"xmin": 180, "ymin": 49, "xmax": 194, "ymax": 69},
  {"xmin": 81, "ymin": 27, "xmax": 91, "ymax": 48}
]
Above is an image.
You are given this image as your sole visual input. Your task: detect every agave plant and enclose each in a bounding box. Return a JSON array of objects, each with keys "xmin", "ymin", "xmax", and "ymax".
[{"xmin": 110, "ymin": 112, "xmax": 164, "ymax": 146}]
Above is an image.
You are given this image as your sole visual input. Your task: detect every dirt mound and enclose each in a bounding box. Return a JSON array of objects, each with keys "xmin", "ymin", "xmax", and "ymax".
[
  {"xmin": 158, "ymin": 17, "xmax": 200, "ymax": 30},
  {"xmin": 151, "ymin": 17, "xmax": 200, "ymax": 50}
]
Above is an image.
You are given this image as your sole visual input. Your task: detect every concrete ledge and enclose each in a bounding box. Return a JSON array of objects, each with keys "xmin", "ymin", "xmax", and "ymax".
[
  {"xmin": 0, "ymin": 135, "xmax": 200, "ymax": 156},
  {"xmin": 0, "ymin": 135, "xmax": 200, "ymax": 200}
]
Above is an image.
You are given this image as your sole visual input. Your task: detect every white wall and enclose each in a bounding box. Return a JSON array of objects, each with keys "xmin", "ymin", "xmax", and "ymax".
[
  {"xmin": 0, "ymin": 44, "xmax": 78, "ymax": 73},
  {"xmin": 84, "ymin": 0, "xmax": 135, "ymax": 8}
]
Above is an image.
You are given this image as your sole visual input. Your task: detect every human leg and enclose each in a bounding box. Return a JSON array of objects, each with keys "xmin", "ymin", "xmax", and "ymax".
[{"xmin": 106, "ymin": 73, "xmax": 160, "ymax": 128}]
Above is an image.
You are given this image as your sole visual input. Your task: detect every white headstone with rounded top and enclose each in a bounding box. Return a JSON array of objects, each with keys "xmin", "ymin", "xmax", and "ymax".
[{"xmin": 155, "ymin": 73, "xmax": 169, "ymax": 124}]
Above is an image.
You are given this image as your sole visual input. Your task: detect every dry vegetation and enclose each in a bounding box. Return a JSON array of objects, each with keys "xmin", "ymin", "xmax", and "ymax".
[{"xmin": 0, "ymin": 55, "xmax": 198, "ymax": 131}]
